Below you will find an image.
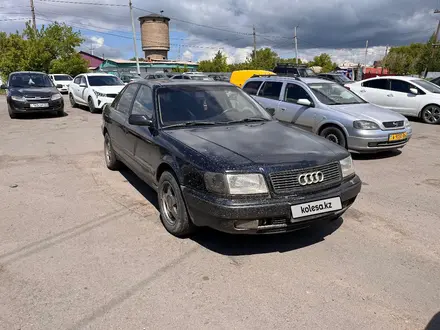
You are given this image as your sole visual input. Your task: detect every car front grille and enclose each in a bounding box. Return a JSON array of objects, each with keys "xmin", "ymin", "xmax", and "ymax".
[
  {"xmin": 24, "ymin": 96, "xmax": 51, "ymax": 102},
  {"xmin": 383, "ymin": 120, "xmax": 404, "ymax": 128},
  {"xmin": 269, "ymin": 162, "xmax": 342, "ymax": 194},
  {"xmin": 106, "ymin": 94, "xmax": 117, "ymax": 98}
]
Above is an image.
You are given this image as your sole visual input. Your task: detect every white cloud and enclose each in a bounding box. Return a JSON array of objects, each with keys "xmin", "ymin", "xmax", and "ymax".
[{"xmin": 181, "ymin": 50, "xmax": 193, "ymax": 61}]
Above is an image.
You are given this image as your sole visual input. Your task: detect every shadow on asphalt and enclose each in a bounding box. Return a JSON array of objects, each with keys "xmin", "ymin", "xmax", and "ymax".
[
  {"xmin": 425, "ymin": 312, "xmax": 440, "ymax": 330},
  {"xmin": 352, "ymin": 149, "xmax": 402, "ymax": 161},
  {"xmin": 192, "ymin": 217, "xmax": 343, "ymax": 256},
  {"xmin": 118, "ymin": 168, "xmax": 159, "ymax": 210},
  {"xmin": 14, "ymin": 111, "xmax": 69, "ymax": 120}
]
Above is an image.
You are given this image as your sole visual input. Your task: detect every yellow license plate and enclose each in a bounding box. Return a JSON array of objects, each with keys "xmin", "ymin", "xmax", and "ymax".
[{"xmin": 388, "ymin": 132, "xmax": 407, "ymax": 141}]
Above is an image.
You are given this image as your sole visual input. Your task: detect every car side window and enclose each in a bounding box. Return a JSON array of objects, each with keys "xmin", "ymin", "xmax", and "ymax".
[
  {"xmin": 389, "ymin": 79, "xmax": 413, "ymax": 93},
  {"xmin": 80, "ymin": 76, "xmax": 87, "ymax": 86},
  {"xmin": 74, "ymin": 76, "xmax": 81, "ymax": 84},
  {"xmin": 284, "ymin": 83, "xmax": 313, "ymax": 104},
  {"xmin": 173, "ymin": 75, "xmax": 182, "ymax": 79},
  {"xmin": 362, "ymin": 79, "xmax": 388, "ymax": 90},
  {"xmin": 258, "ymin": 81, "xmax": 283, "ymax": 100},
  {"xmin": 131, "ymin": 85, "xmax": 153, "ymax": 118},
  {"xmin": 114, "ymin": 84, "xmax": 138, "ymax": 114},
  {"xmin": 183, "ymin": 76, "xmax": 191, "ymax": 80},
  {"xmin": 243, "ymin": 81, "xmax": 262, "ymax": 95}
]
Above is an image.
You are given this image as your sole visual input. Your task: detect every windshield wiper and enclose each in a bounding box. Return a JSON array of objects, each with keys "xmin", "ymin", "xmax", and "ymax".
[
  {"xmin": 163, "ymin": 121, "xmax": 217, "ymax": 129},
  {"xmin": 224, "ymin": 117, "xmax": 270, "ymax": 124}
]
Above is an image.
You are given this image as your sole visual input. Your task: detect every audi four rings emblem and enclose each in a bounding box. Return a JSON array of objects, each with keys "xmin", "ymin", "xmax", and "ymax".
[{"xmin": 298, "ymin": 171, "xmax": 325, "ymax": 185}]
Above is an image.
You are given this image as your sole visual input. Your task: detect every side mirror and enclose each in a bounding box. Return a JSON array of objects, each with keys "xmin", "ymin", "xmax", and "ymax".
[
  {"xmin": 297, "ymin": 98, "xmax": 312, "ymax": 106},
  {"xmin": 0, "ymin": 84, "xmax": 7, "ymax": 89},
  {"xmin": 79, "ymin": 83, "xmax": 87, "ymax": 87},
  {"xmin": 128, "ymin": 114, "xmax": 153, "ymax": 126},
  {"xmin": 265, "ymin": 107, "xmax": 276, "ymax": 116},
  {"xmin": 409, "ymin": 88, "xmax": 418, "ymax": 95}
]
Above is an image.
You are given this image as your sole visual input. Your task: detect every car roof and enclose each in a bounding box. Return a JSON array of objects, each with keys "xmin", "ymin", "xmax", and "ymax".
[
  {"xmin": 10, "ymin": 71, "xmax": 47, "ymax": 75},
  {"xmin": 130, "ymin": 80, "xmax": 234, "ymax": 88},
  {"xmin": 82, "ymin": 73, "xmax": 116, "ymax": 76},
  {"xmin": 247, "ymin": 76, "xmax": 332, "ymax": 84},
  {"xmin": 363, "ymin": 75, "xmax": 419, "ymax": 82}
]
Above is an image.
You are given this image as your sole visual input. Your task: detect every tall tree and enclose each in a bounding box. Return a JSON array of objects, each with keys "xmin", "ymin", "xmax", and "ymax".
[{"xmin": 308, "ymin": 53, "xmax": 337, "ymax": 72}]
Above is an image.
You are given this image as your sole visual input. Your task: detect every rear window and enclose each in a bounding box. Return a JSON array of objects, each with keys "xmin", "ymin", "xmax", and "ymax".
[
  {"xmin": 54, "ymin": 75, "xmax": 72, "ymax": 81},
  {"xmin": 242, "ymin": 81, "xmax": 262, "ymax": 95},
  {"xmin": 362, "ymin": 79, "xmax": 388, "ymax": 90},
  {"xmin": 257, "ymin": 81, "xmax": 283, "ymax": 100}
]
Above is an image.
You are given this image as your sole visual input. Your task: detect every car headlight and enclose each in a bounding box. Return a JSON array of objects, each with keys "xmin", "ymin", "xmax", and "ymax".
[
  {"xmin": 94, "ymin": 90, "xmax": 106, "ymax": 98},
  {"xmin": 204, "ymin": 173, "xmax": 268, "ymax": 195},
  {"xmin": 404, "ymin": 119, "xmax": 411, "ymax": 128},
  {"xmin": 11, "ymin": 95, "xmax": 26, "ymax": 102},
  {"xmin": 339, "ymin": 156, "xmax": 355, "ymax": 178},
  {"xmin": 51, "ymin": 93, "xmax": 62, "ymax": 101},
  {"xmin": 353, "ymin": 120, "xmax": 379, "ymax": 130}
]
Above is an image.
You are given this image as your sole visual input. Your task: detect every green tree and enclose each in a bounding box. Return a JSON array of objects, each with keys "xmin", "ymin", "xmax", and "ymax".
[
  {"xmin": 0, "ymin": 21, "xmax": 88, "ymax": 78},
  {"xmin": 308, "ymin": 53, "xmax": 337, "ymax": 72},
  {"xmin": 198, "ymin": 50, "xmax": 229, "ymax": 72},
  {"xmin": 248, "ymin": 48, "xmax": 279, "ymax": 70}
]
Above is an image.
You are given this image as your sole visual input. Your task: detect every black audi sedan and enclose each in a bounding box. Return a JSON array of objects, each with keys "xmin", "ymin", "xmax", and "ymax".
[
  {"xmin": 1, "ymin": 71, "xmax": 64, "ymax": 118},
  {"xmin": 102, "ymin": 80, "xmax": 362, "ymax": 237}
]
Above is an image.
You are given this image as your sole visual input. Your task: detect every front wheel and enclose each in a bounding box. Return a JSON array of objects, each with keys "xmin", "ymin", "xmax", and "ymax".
[
  {"xmin": 88, "ymin": 97, "xmax": 97, "ymax": 113},
  {"xmin": 421, "ymin": 105, "xmax": 440, "ymax": 124},
  {"xmin": 158, "ymin": 171, "xmax": 196, "ymax": 237},
  {"xmin": 320, "ymin": 126, "xmax": 347, "ymax": 148},
  {"xmin": 69, "ymin": 93, "xmax": 77, "ymax": 107},
  {"xmin": 104, "ymin": 133, "xmax": 121, "ymax": 170},
  {"xmin": 56, "ymin": 110, "xmax": 64, "ymax": 117}
]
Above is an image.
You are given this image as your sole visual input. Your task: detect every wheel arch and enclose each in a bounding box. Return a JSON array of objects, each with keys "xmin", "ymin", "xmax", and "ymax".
[
  {"xmin": 317, "ymin": 120, "xmax": 349, "ymax": 138},
  {"xmin": 156, "ymin": 157, "xmax": 182, "ymax": 185}
]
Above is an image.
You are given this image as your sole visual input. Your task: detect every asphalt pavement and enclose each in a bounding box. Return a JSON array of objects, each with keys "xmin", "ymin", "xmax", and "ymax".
[{"xmin": 0, "ymin": 96, "xmax": 439, "ymax": 330}]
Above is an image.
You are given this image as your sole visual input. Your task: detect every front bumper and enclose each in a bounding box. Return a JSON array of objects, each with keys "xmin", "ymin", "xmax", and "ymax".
[
  {"xmin": 57, "ymin": 86, "xmax": 69, "ymax": 93},
  {"xmin": 9, "ymin": 99, "xmax": 64, "ymax": 113},
  {"xmin": 347, "ymin": 127, "xmax": 412, "ymax": 153},
  {"xmin": 183, "ymin": 175, "xmax": 361, "ymax": 234},
  {"xmin": 95, "ymin": 96, "xmax": 115, "ymax": 110}
]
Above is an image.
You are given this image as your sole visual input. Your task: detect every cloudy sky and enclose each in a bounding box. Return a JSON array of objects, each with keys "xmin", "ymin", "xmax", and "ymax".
[{"xmin": 0, "ymin": 0, "xmax": 438, "ymax": 65}]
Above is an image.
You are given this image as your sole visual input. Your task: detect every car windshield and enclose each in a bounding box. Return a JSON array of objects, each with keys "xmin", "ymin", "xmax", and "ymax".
[
  {"xmin": 308, "ymin": 82, "xmax": 366, "ymax": 105},
  {"xmin": 298, "ymin": 68, "xmax": 316, "ymax": 77},
  {"xmin": 189, "ymin": 75, "xmax": 212, "ymax": 81},
  {"xmin": 412, "ymin": 79, "xmax": 440, "ymax": 94},
  {"xmin": 155, "ymin": 74, "xmax": 167, "ymax": 79},
  {"xmin": 54, "ymin": 75, "xmax": 72, "ymax": 81},
  {"xmin": 88, "ymin": 75, "xmax": 124, "ymax": 86},
  {"xmin": 157, "ymin": 85, "xmax": 272, "ymax": 127},
  {"xmin": 334, "ymin": 74, "xmax": 351, "ymax": 82},
  {"xmin": 9, "ymin": 73, "xmax": 53, "ymax": 88}
]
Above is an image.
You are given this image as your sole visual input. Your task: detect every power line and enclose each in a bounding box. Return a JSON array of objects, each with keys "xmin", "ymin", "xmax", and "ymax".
[
  {"xmin": 37, "ymin": 0, "xmax": 127, "ymax": 7},
  {"xmin": 0, "ymin": 17, "xmax": 30, "ymax": 21}
]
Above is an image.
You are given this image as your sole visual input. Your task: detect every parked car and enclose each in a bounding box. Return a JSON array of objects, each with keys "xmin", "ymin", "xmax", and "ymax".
[
  {"xmin": 242, "ymin": 76, "xmax": 412, "ymax": 153},
  {"xmin": 120, "ymin": 74, "xmax": 143, "ymax": 84},
  {"xmin": 1, "ymin": 71, "xmax": 64, "ymax": 118},
  {"xmin": 102, "ymin": 80, "xmax": 361, "ymax": 237},
  {"xmin": 170, "ymin": 73, "xmax": 213, "ymax": 81},
  {"xmin": 48, "ymin": 74, "xmax": 73, "ymax": 93},
  {"xmin": 69, "ymin": 73, "xmax": 125, "ymax": 113},
  {"xmin": 346, "ymin": 76, "xmax": 440, "ymax": 124},
  {"xmin": 229, "ymin": 70, "xmax": 275, "ymax": 88},
  {"xmin": 273, "ymin": 63, "xmax": 316, "ymax": 77},
  {"xmin": 317, "ymin": 73, "xmax": 353, "ymax": 86},
  {"xmin": 144, "ymin": 72, "xmax": 168, "ymax": 80}
]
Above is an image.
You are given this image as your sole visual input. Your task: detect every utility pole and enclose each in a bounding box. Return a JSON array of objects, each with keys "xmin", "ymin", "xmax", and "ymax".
[
  {"xmin": 89, "ymin": 43, "xmax": 95, "ymax": 56},
  {"xmin": 294, "ymin": 26, "xmax": 299, "ymax": 64},
  {"xmin": 178, "ymin": 44, "xmax": 181, "ymax": 60},
  {"xmin": 364, "ymin": 40, "xmax": 369, "ymax": 67},
  {"xmin": 30, "ymin": 0, "xmax": 36, "ymax": 30},
  {"xmin": 253, "ymin": 25, "xmax": 257, "ymax": 61},
  {"xmin": 381, "ymin": 45, "xmax": 388, "ymax": 75},
  {"xmin": 424, "ymin": 9, "xmax": 440, "ymax": 78},
  {"xmin": 128, "ymin": 0, "xmax": 141, "ymax": 76}
]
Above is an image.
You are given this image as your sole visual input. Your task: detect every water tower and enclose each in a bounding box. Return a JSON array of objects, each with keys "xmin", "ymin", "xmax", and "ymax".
[{"xmin": 139, "ymin": 13, "xmax": 170, "ymax": 61}]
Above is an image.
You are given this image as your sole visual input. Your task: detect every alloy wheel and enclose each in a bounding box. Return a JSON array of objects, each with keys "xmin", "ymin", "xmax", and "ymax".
[
  {"xmin": 423, "ymin": 106, "xmax": 440, "ymax": 124},
  {"xmin": 160, "ymin": 182, "xmax": 179, "ymax": 226},
  {"xmin": 326, "ymin": 133, "xmax": 339, "ymax": 144}
]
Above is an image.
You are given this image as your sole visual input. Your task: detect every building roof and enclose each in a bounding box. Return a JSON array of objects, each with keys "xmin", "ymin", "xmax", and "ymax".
[
  {"xmin": 105, "ymin": 59, "xmax": 197, "ymax": 66},
  {"xmin": 79, "ymin": 50, "xmax": 104, "ymax": 61},
  {"xmin": 138, "ymin": 13, "xmax": 170, "ymax": 21}
]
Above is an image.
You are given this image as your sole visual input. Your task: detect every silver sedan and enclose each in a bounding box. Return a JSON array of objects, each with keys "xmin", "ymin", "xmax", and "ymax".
[{"xmin": 245, "ymin": 77, "xmax": 412, "ymax": 153}]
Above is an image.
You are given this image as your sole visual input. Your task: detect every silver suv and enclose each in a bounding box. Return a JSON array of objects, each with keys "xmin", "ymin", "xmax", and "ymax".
[{"xmin": 242, "ymin": 76, "xmax": 412, "ymax": 153}]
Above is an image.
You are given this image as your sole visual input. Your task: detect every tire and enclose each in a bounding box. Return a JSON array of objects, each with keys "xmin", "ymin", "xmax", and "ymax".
[
  {"xmin": 104, "ymin": 133, "xmax": 122, "ymax": 170},
  {"xmin": 320, "ymin": 126, "xmax": 347, "ymax": 148},
  {"xmin": 8, "ymin": 109, "xmax": 17, "ymax": 119},
  {"xmin": 88, "ymin": 97, "xmax": 97, "ymax": 113},
  {"xmin": 421, "ymin": 105, "xmax": 440, "ymax": 124},
  {"xmin": 56, "ymin": 110, "xmax": 64, "ymax": 117},
  {"xmin": 69, "ymin": 93, "xmax": 77, "ymax": 108},
  {"xmin": 158, "ymin": 171, "xmax": 195, "ymax": 237}
]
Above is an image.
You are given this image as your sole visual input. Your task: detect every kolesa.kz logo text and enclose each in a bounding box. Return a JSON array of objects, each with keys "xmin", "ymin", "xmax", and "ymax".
[{"xmin": 300, "ymin": 201, "xmax": 332, "ymax": 214}]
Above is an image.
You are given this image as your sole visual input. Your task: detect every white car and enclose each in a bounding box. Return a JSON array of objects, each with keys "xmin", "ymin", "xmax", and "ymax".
[
  {"xmin": 68, "ymin": 73, "xmax": 125, "ymax": 113},
  {"xmin": 49, "ymin": 74, "xmax": 73, "ymax": 93},
  {"xmin": 346, "ymin": 76, "xmax": 440, "ymax": 124}
]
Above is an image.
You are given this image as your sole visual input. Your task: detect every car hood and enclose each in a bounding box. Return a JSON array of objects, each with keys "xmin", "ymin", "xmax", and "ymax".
[
  {"xmin": 327, "ymin": 103, "xmax": 406, "ymax": 122},
  {"xmin": 9, "ymin": 87, "xmax": 58, "ymax": 97},
  {"xmin": 165, "ymin": 121, "xmax": 348, "ymax": 168},
  {"xmin": 91, "ymin": 86, "xmax": 125, "ymax": 94}
]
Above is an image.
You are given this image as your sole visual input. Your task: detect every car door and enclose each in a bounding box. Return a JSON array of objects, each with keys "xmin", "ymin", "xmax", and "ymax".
[
  {"xmin": 78, "ymin": 76, "xmax": 89, "ymax": 103},
  {"xmin": 276, "ymin": 82, "xmax": 316, "ymax": 131},
  {"xmin": 358, "ymin": 78, "xmax": 390, "ymax": 107},
  {"xmin": 71, "ymin": 75, "xmax": 82, "ymax": 100},
  {"xmin": 252, "ymin": 80, "xmax": 283, "ymax": 114},
  {"xmin": 106, "ymin": 83, "xmax": 139, "ymax": 165},
  {"xmin": 386, "ymin": 79, "xmax": 422, "ymax": 116},
  {"xmin": 126, "ymin": 84, "xmax": 158, "ymax": 186}
]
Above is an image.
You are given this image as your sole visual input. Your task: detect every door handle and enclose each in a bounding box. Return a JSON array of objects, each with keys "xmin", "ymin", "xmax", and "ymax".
[
  {"xmin": 359, "ymin": 89, "xmax": 366, "ymax": 92},
  {"xmin": 280, "ymin": 108, "xmax": 286, "ymax": 111},
  {"xmin": 387, "ymin": 94, "xmax": 393, "ymax": 97}
]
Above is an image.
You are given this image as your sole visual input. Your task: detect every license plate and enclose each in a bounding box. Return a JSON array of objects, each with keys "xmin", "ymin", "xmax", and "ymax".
[
  {"xmin": 30, "ymin": 103, "xmax": 49, "ymax": 108},
  {"xmin": 291, "ymin": 197, "xmax": 342, "ymax": 220},
  {"xmin": 388, "ymin": 132, "xmax": 407, "ymax": 141}
]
